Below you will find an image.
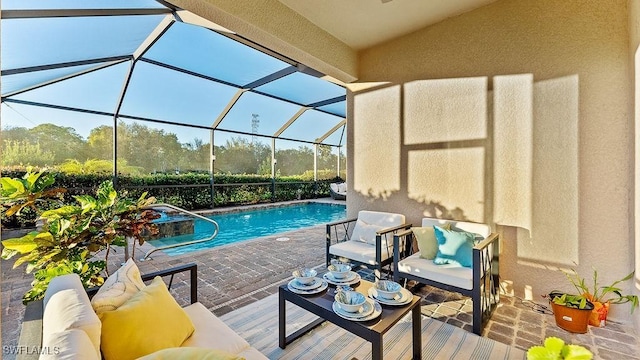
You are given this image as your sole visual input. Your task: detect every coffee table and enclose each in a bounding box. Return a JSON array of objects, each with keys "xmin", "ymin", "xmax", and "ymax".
[{"xmin": 279, "ymin": 278, "xmax": 422, "ymax": 360}]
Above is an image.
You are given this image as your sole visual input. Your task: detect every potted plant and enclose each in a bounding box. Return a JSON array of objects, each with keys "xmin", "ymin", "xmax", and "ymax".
[
  {"xmin": 547, "ymin": 291, "xmax": 594, "ymax": 333},
  {"xmin": 562, "ymin": 267, "xmax": 638, "ymax": 327},
  {"xmin": 1, "ymin": 169, "xmax": 159, "ymax": 303},
  {"xmin": 527, "ymin": 336, "xmax": 592, "ymax": 360}
]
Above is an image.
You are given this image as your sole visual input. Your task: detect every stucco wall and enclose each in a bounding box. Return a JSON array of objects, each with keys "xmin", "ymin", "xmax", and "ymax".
[
  {"xmin": 630, "ymin": 0, "xmax": 640, "ymax": 331},
  {"xmin": 354, "ymin": 0, "xmax": 635, "ymax": 321}
]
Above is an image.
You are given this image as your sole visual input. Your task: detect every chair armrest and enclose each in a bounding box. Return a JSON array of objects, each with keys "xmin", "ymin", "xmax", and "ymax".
[
  {"xmin": 377, "ymin": 223, "xmax": 412, "ymax": 236},
  {"xmin": 141, "ymin": 263, "xmax": 198, "ymax": 304},
  {"xmin": 473, "ymin": 232, "xmax": 499, "ymax": 251},
  {"xmin": 87, "ymin": 263, "xmax": 198, "ymax": 304},
  {"xmin": 326, "ymin": 217, "xmax": 358, "ymax": 227},
  {"xmin": 16, "ymin": 300, "xmax": 44, "ymax": 360}
]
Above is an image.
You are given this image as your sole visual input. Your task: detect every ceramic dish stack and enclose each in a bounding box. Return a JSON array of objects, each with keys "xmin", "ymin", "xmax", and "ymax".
[
  {"xmin": 367, "ymin": 280, "xmax": 412, "ymax": 306},
  {"xmin": 332, "ymin": 290, "xmax": 382, "ymax": 321},
  {"xmin": 288, "ymin": 268, "xmax": 328, "ymax": 295},
  {"xmin": 323, "ymin": 263, "xmax": 362, "ymax": 286}
]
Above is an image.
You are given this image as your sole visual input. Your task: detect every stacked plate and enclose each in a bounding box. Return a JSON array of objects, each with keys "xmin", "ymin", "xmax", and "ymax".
[
  {"xmin": 367, "ymin": 287, "xmax": 413, "ymax": 306},
  {"xmin": 322, "ymin": 271, "xmax": 361, "ymax": 286},
  {"xmin": 287, "ymin": 277, "xmax": 328, "ymax": 295},
  {"xmin": 332, "ymin": 297, "xmax": 382, "ymax": 321}
]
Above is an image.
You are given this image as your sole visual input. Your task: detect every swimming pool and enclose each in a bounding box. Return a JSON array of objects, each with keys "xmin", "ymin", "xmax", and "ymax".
[{"xmin": 148, "ymin": 202, "xmax": 346, "ymax": 256}]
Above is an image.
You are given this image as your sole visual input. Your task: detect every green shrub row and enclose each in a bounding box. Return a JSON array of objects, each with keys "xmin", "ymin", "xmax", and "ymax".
[{"xmin": 1, "ymin": 170, "xmax": 343, "ymax": 229}]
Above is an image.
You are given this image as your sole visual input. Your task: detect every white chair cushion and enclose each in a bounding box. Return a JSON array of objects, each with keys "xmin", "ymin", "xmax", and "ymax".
[
  {"xmin": 350, "ymin": 211, "xmax": 405, "ymax": 245},
  {"xmin": 337, "ymin": 183, "xmax": 347, "ymax": 193},
  {"xmin": 329, "ymin": 240, "xmax": 394, "ymax": 265},
  {"xmin": 330, "ymin": 183, "xmax": 339, "ymax": 192},
  {"xmin": 42, "ymin": 275, "xmax": 102, "ymax": 358},
  {"xmin": 39, "ymin": 329, "xmax": 100, "ymax": 360},
  {"xmin": 421, "ymin": 218, "xmax": 490, "ymax": 238},
  {"xmin": 397, "ymin": 252, "xmax": 473, "ymax": 290},
  {"xmin": 181, "ymin": 303, "xmax": 261, "ymax": 358}
]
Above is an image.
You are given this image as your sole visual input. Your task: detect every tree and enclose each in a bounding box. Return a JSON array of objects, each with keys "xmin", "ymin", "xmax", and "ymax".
[{"xmin": 1, "ymin": 140, "xmax": 55, "ymax": 167}]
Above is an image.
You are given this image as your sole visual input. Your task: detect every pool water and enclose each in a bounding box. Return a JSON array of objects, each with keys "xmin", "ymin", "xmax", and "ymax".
[{"xmin": 149, "ymin": 202, "xmax": 346, "ymax": 256}]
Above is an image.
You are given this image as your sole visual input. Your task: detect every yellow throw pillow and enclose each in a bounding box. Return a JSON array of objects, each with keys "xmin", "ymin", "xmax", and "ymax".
[
  {"xmin": 413, "ymin": 223, "xmax": 451, "ymax": 260},
  {"xmin": 137, "ymin": 347, "xmax": 245, "ymax": 360},
  {"xmin": 99, "ymin": 276, "xmax": 195, "ymax": 360},
  {"xmin": 91, "ymin": 258, "xmax": 146, "ymax": 314}
]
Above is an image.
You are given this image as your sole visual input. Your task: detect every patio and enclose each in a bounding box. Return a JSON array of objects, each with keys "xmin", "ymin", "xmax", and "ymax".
[{"xmin": 2, "ymin": 200, "xmax": 638, "ymax": 359}]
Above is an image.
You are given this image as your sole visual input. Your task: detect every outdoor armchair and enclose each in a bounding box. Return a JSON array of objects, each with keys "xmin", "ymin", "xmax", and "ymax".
[
  {"xmin": 392, "ymin": 217, "xmax": 499, "ymax": 335},
  {"xmin": 326, "ymin": 210, "xmax": 411, "ymax": 273}
]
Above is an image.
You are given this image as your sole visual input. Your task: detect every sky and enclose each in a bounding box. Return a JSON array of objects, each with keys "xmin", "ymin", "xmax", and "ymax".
[{"xmin": 0, "ymin": 1, "xmax": 346, "ymax": 149}]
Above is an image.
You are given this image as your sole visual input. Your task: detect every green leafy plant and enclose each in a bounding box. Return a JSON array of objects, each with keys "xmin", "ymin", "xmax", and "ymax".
[
  {"xmin": 548, "ymin": 292, "xmax": 593, "ymax": 310},
  {"xmin": 562, "ymin": 268, "xmax": 638, "ymax": 312},
  {"xmin": 527, "ymin": 337, "xmax": 592, "ymax": 360},
  {"xmin": 1, "ymin": 170, "xmax": 159, "ymax": 304},
  {"xmin": 0, "ymin": 167, "xmax": 66, "ymax": 218}
]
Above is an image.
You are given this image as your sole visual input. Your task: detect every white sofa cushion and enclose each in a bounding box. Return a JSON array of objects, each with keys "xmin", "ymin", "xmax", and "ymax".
[
  {"xmin": 39, "ymin": 329, "xmax": 100, "ymax": 360},
  {"xmin": 181, "ymin": 303, "xmax": 267, "ymax": 360},
  {"xmin": 337, "ymin": 183, "xmax": 347, "ymax": 193},
  {"xmin": 397, "ymin": 252, "xmax": 473, "ymax": 290},
  {"xmin": 42, "ymin": 274, "xmax": 101, "ymax": 358}
]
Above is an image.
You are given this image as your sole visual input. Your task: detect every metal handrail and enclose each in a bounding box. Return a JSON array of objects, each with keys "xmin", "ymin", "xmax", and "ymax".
[{"xmin": 140, "ymin": 203, "xmax": 219, "ymax": 261}]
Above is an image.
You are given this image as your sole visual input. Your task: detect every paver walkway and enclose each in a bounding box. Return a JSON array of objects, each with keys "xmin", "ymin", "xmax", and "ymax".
[{"xmin": 2, "ymin": 200, "xmax": 639, "ymax": 359}]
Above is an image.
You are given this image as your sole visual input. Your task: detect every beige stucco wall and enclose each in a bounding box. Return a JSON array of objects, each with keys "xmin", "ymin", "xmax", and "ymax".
[
  {"xmin": 630, "ymin": 0, "xmax": 640, "ymax": 331},
  {"xmin": 168, "ymin": 0, "xmax": 358, "ymax": 83},
  {"xmin": 354, "ymin": 0, "xmax": 636, "ymax": 322}
]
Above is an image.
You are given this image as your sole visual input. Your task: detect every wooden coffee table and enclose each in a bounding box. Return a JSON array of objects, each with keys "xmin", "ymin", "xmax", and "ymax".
[{"xmin": 279, "ymin": 278, "xmax": 422, "ymax": 360}]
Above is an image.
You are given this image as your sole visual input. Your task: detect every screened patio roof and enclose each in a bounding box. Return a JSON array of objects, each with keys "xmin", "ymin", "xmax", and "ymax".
[{"xmin": 0, "ymin": 0, "xmax": 347, "ymax": 148}]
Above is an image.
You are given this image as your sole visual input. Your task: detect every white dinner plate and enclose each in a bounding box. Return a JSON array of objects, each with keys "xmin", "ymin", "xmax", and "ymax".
[
  {"xmin": 368, "ymin": 287, "xmax": 413, "ymax": 306},
  {"xmin": 332, "ymin": 298, "xmax": 382, "ymax": 322},
  {"xmin": 287, "ymin": 279, "xmax": 328, "ymax": 295},
  {"xmin": 323, "ymin": 271, "xmax": 361, "ymax": 286},
  {"xmin": 289, "ymin": 277, "xmax": 323, "ymax": 291}
]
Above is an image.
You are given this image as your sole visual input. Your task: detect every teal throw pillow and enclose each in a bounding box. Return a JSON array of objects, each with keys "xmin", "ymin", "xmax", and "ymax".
[{"xmin": 433, "ymin": 226, "xmax": 477, "ymax": 268}]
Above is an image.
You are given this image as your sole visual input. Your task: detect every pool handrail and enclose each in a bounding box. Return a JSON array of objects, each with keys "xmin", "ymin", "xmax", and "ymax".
[{"xmin": 140, "ymin": 203, "xmax": 219, "ymax": 261}]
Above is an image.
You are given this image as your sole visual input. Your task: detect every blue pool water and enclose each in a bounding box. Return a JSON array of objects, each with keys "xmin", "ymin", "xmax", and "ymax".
[{"xmin": 149, "ymin": 202, "xmax": 346, "ymax": 256}]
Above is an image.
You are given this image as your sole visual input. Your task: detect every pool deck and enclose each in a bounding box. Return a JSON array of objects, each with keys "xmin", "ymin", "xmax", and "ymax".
[{"xmin": 2, "ymin": 198, "xmax": 638, "ymax": 359}]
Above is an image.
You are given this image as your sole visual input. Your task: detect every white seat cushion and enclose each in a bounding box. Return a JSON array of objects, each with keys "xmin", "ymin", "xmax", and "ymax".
[
  {"xmin": 181, "ymin": 303, "xmax": 267, "ymax": 360},
  {"xmin": 329, "ymin": 240, "xmax": 394, "ymax": 265},
  {"xmin": 350, "ymin": 211, "xmax": 405, "ymax": 245},
  {"xmin": 421, "ymin": 218, "xmax": 490, "ymax": 238},
  {"xmin": 397, "ymin": 252, "xmax": 473, "ymax": 290}
]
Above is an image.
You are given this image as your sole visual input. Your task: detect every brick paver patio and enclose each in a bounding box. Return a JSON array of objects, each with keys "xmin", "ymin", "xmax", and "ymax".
[{"xmin": 2, "ymin": 200, "xmax": 638, "ymax": 359}]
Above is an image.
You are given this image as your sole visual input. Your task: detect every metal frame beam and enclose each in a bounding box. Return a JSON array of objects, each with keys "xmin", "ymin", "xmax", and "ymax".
[
  {"xmin": 274, "ymin": 108, "xmax": 308, "ymax": 137},
  {"xmin": 307, "ymin": 95, "xmax": 346, "ymax": 108},
  {"xmin": 316, "ymin": 120, "xmax": 346, "ymax": 143},
  {"xmin": 2, "ymin": 59, "xmax": 129, "ymax": 98},
  {"xmin": 1, "ymin": 8, "xmax": 172, "ymax": 19},
  {"xmin": 211, "ymin": 89, "xmax": 248, "ymax": 129},
  {"xmin": 243, "ymin": 66, "xmax": 297, "ymax": 89},
  {"xmin": 2, "ymin": 56, "xmax": 132, "ymax": 76}
]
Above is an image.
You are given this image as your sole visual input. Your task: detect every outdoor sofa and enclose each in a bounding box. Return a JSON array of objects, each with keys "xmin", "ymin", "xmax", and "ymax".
[
  {"xmin": 329, "ymin": 182, "xmax": 347, "ymax": 200},
  {"xmin": 17, "ymin": 262, "xmax": 266, "ymax": 360}
]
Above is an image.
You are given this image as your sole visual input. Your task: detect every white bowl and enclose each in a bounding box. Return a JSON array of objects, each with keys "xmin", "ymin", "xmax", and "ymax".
[
  {"xmin": 375, "ymin": 280, "xmax": 402, "ymax": 300},
  {"xmin": 327, "ymin": 263, "xmax": 352, "ymax": 279},
  {"xmin": 334, "ymin": 290, "xmax": 366, "ymax": 313},
  {"xmin": 292, "ymin": 268, "xmax": 317, "ymax": 285}
]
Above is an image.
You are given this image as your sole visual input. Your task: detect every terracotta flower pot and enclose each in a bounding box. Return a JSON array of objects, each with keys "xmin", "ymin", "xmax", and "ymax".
[
  {"xmin": 550, "ymin": 301, "xmax": 592, "ymax": 333},
  {"xmin": 548, "ymin": 293, "xmax": 594, "ymax": 334}
]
